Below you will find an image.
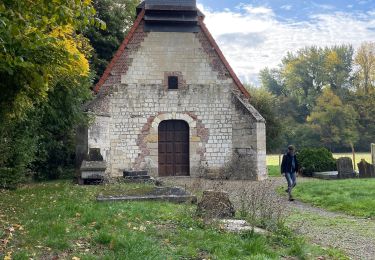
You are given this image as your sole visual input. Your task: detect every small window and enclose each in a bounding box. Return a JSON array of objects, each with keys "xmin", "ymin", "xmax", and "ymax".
[{"xmin": 168, "ymin": 76, "xmax": 178, "ymax": 90}]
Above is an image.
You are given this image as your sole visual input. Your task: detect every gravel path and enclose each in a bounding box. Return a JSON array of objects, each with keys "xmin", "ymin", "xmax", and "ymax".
[{"xmin": 161, "ymin": 176, "xmax": 375, "ymax": 260}]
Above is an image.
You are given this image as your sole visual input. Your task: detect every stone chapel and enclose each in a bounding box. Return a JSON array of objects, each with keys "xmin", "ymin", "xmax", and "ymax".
[{"xmin": 83, "ymin": 0, "xmax": 267, "ymax": 180}]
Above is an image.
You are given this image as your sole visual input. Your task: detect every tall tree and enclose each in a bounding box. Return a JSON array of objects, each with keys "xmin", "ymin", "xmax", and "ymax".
[
  {"xmin": 0, "ymin": 0, "xmax": 99, "ymax": 187},
  {"xmin": 0, "ymin": 0, "xmax": 98, "ymax": 120},
  {"xmin": 355, "ymin": 42, "xmax": 375, "ymax": 93},
  {"xmin": 85, "ymin": 0, "xmax": 139, "ymax": 83},
  {"xmin": 247, "ymin": 86, "xmax": 283, "ymax": 152},
  {"xmin": 259, "ymin": 68, "xmax": 286, "ymax": 96},
  {"xmin": 307, "ymin": 88, "xmax": 359, "ymax": 153},
  {"xmin": 323, "ymin": 45, "xmax": 354, "ymax": 91}
]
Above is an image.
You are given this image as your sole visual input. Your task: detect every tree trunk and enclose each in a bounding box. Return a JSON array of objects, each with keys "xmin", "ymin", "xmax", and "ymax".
[{"xmin": 350, "ymin": 142, "xmax": 356, "ymax": 171}]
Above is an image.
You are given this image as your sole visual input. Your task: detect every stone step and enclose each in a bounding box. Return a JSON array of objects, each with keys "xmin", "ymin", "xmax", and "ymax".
[
  {"xmin": 123, "ymin": 170, "xmax": 149, "ymax": 177},
  {"xmin": 124, "ymin": 175, "xmax": 151, "ymax": 180},
  {"xmin": 97, "ymin": 194, "xmax": 197, "ymax": 204}
]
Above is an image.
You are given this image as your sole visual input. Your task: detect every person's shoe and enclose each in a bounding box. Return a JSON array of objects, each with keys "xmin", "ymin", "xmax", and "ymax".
[
  {"xmin": 285, "ymin": 188, "xmax": 289, "ymax": 193},
  {"xmin": 288, "ymin": 196, "xmax": 294, "ymax": 201}
]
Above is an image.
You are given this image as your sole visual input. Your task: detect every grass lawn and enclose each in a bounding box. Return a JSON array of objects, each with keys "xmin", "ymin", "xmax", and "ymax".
[
  {"xmin": 293, "ymin": 178, "xmax": 375, "ymax": 218},
  {"xmin": 267, "ymin": 165, "xmax": 280, "ymax": 177},
  {"xmin": 0, "ymin": 181, "xmax": 344, "ymax": 259}
]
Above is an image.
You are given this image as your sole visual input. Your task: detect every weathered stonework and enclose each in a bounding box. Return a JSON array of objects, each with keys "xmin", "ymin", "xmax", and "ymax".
[{"xmin": 85, "ymin": 7, "xmax": 267, "ymax": 180}]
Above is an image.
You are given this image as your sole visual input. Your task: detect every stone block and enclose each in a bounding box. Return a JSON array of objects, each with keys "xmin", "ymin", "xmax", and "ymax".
[
  {"xmin": 336, "ymin": 157, "xmax": 355, "ymax": 179},
  {"xmin": 146, "ymin": 134, "xmax": 158, "ymax": 143},
  {"xmin": 357, "ymin": 159, "xmax": 375, "ymax": 178},
  {"xmin": 196, "ymin": 190, "xmax": 235, "ymax": 219},
  {"xmin": 191, "ymin": 136, "xmax": 201, "ymax": 142}
]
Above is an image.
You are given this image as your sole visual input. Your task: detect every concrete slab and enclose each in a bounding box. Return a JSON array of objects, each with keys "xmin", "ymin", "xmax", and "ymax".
[{"xmin": 312, "ymin": 171, "xmax": 338, "ymax": 180}]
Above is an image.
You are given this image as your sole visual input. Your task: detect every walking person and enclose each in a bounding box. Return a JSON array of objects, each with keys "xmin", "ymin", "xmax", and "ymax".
[{"xmin": 281, "ymin": 145, "xmax": 299, "ymax": 201}]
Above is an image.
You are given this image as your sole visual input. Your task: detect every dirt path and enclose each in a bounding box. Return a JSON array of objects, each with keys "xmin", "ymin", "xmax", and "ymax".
[
  {"xmin": 162, "ymin": 176, "xmax": 375, "ymax": 260},
  {"xmin": 286, "ymin": 197, "xmax": 375, "ymax": 260}
]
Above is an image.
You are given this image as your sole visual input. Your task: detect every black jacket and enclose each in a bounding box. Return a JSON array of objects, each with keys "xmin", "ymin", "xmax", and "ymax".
[{"xmin": 281, "ymin": 153, "xmax": 299, "ymax": 174}]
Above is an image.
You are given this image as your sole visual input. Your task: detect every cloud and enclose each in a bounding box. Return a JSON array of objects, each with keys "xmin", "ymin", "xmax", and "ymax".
[
  {"xmin": 197, "ymin": 3, "xmax": 375, "ymax": 85},
  {"xmin": 311, "ymin": 2, "xmax": 335, "ymax": 10},
  {"xmin": 280, "ymin": 5, "xmax": 293, "ymax": 11}
]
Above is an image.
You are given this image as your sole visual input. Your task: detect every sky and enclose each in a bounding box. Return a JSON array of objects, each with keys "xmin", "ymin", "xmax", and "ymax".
[{"xmin": 197, "ymin": 0, "xmax": 375, "ymax": 84}]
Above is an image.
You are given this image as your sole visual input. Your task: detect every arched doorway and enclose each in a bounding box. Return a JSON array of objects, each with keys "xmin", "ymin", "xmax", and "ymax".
[{"xmin": 158, "ymin": 120, "xmax": 190, "ymax": 176}]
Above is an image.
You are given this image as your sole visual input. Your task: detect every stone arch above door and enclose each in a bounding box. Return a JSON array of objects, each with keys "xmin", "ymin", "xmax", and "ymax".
[
  {"xmin": 150, "ymin": 113, "xmax": 196, "ymax": 133},
  {"xmin": 135, "ymin": 112, "xmax": 209, "ymax": 177}
]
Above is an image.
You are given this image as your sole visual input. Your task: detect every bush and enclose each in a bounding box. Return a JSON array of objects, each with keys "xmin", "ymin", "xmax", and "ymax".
[
  {"xmin": 297, "ymin": 148, "xmax": 336, "ymax": 176},
  {"xmin": 0, "ymin": 168, "xmax": 24, "ymax": 189}
]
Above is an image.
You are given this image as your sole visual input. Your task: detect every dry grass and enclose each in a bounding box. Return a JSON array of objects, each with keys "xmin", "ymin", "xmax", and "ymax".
[{"xmin": 162, "ymin": 177, "xmax": 287, "ymax": 230}]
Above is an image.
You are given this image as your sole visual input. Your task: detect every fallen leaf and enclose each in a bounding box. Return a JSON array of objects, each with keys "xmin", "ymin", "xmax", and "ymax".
[
  {"xmin": 75, "ymin": 213, "xmax": 81, "ymax": 218},
  {"xmin": 4, "ymin": 251, "xmax": 12, "ymax": 260},
  {"xmin": 139, "ymin": 226, "xmax": 146, "ymax": 232}
]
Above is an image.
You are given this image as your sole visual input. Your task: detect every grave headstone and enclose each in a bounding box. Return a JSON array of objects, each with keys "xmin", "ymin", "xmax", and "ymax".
[
  {"xmin": 80, "ymin": 160, "xmax": 107, "ymax": 180},
  {"xmin": 336, "ymin": 157, "xmax": 355, "ymax": 179},
  {"xmin": 357, "ymin": 160, "xmax": 375, "ymax": 178},
  {"xmin": 196, "ymin": 190, "xmax": 235, "ymax": 219},
  {"xmin": 79, "ymin": 148, "xmax": 106, "ymax": 184},
  {"xmin": 371, "ymin": 143, "xmax": 375, "ymax": 165},
  {"xmin": 87, "ymin": 148, "xmax": 104, "ymax": 161}
]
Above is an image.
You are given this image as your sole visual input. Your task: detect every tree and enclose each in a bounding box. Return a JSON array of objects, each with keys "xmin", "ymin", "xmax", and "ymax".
[
  {"xmin": 0, "ymin": 0, "xmax": 99, "ymax": 120},
  {"xmin": 323, "ymin": 45, "xmax": 354, "ymax": 91},
  {"xmin": 259, "ymin": 68, "xmax": 285, "ymax": 96},
  {"xmin": 346, "ymin": 89, "xmax": 375, "ymax": 151},
  {"xmin": 307, "ymin": 88, "xmax": 359, "ymax": 154},
  {"xmin": 355, "ymin": 42, "xmax": 375, "ymax": 93},
  {"xmin": 247, "ymin": 86, "xmax": 284, "ymax": 152},
  {"xmin": 0, "ymin": 0, "xmax": 100, "ymax": 187},
  {"xmin": 85, "ymin": 0, "xmax": 139, "ymax": 82},
  {"xmin": 281, "ymin": 46, "xmax": 325, "ymax": 115}
]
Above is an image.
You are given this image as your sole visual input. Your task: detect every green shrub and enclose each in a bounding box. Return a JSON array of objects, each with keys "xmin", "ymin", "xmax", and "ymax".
[
  {"xmin": 297, "ymin": 148, "xmax": 336, "ymax": 176},
  {"xmin": 0, "ymin": 167, "xmax": 24, "ymax": 189}
]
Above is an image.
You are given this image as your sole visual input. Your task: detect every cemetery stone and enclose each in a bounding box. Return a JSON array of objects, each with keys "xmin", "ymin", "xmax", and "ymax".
[
  {"xmin": 372, "ymin": 143, "xmax": 375, "ymax": 165},
  {"xmin": 79, "ymin": 148, "xmax": 106, "ymax": 184},
  {"xmin": 357, "ymin": 160, "xmax": 375, "ymax": 178},
  {"xmin": 196, "ymin": 190, "xmax": 235, "ymax": 219},
  {"xmin": 336, "ymin": 157, "xmax": 355, "ymax": 179}
]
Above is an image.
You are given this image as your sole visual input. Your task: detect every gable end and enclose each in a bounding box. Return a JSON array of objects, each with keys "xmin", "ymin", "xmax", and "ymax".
[{"xmin": 94, "ymin": 7, "xmax": 251, "ymax": 100}]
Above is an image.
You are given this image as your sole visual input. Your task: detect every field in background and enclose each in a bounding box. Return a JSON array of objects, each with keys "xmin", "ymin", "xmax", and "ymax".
[{"xmin": 267, "ymin": 153, "xmax": 372, "ymax": 166}]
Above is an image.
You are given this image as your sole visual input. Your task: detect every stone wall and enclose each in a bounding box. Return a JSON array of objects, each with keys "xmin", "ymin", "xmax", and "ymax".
[
  {"xmin": 88, "ymin": 29, "xmax": 266, "ymax": 179},
  {"xmin": 88, "ymin": 115, "xmax": 110, "ymax": 161},
  {"xmin": 232, "ymin": 94, "xmax": 267, "ymax": 180}
]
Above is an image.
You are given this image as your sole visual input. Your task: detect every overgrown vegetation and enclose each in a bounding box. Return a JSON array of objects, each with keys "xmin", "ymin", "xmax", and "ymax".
[
  {"xmin": 0, "ymin": 181, "xmax": 343, "ymax": 259},
  {"xmin": 293, "ymin": 179, "xmax": 375, "ymax": 218},
  {"xmin": 297, "ymin": 148, "xmax": 337, "ymax": 176},
  {"xmin": 0, "ymin": 0, "xmax": 138, "ymax": 187}
]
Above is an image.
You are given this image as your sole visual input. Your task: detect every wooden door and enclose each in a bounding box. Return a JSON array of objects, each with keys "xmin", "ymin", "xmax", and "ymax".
[{"xmin": 158, "ymin": 120, "xmax": 189, "ymax": 176}]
